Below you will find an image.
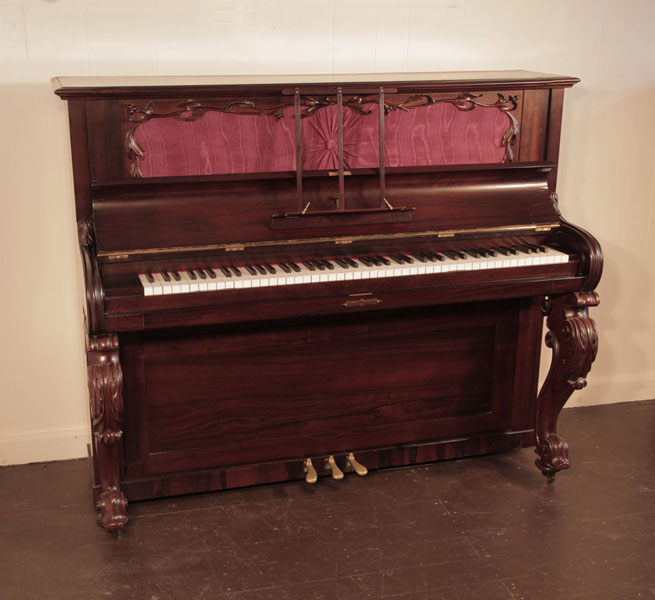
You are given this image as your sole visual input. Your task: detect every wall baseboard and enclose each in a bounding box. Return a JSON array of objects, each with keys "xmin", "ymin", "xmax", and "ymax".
[
  {"xmin": 0, "ymin": 426, "xmax": 89, "ymax": 467},
  {"xmin": 565, "ymin": 372, "xmax": 655, "ymax": 407},
  {"xmin": 1, "ymin": 374, "xmax": 653, "ymax": 466}
]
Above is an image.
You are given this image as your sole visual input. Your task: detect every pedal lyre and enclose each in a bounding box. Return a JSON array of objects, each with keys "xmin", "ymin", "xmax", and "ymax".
[
  {"xmin": 325, "ymin": 455, "xmax": 344, "ymax": 480},
  {"xmin": 303, "ymin": 458, "xmax": 317, "ymax": 484},
  {"xmin": 346, "ymin": 452, "xmax": 368, "ymax": 476}
]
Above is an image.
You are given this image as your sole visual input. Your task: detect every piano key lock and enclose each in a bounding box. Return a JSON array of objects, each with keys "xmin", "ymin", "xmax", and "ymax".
[{"xmin": 303, "ymin": 453, "xmax": 368, "ymax": 484}]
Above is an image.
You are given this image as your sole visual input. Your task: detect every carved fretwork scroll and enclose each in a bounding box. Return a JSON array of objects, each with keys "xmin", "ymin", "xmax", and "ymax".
[
  {"xmin": 87, "ymin": 334, "xmax": 128, "ymax": 532},
  {"xmin": 535, "ymin": 291, "xmax": 600, "ymax": 479}
]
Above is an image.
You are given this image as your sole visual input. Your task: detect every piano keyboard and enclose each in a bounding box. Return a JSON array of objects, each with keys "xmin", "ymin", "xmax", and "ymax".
[{"xmin": 138, "ymin": 244, "xmax": 569, "ymax": 296}]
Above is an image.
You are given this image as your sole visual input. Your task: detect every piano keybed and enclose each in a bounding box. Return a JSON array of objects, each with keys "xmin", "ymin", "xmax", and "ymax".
[{"xmin": 137, "ymin": 242, "xmax": 569, "ymax": 297}]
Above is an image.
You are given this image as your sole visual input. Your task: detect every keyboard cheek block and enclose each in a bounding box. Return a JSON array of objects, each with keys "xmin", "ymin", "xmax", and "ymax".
[{"xmin": 57, "ymin": 71, "xmax": 602, "ymax": 532}]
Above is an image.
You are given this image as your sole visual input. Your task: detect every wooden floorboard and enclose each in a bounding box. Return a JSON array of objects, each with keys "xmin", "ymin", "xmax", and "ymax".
[{"xmin": 1, "ymin": 400, "xmax": 654, "ymax": 600}]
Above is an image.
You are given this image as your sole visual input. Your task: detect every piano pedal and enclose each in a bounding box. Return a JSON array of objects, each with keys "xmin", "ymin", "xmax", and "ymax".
[
  {"xmin": 303, "ymin": 458, "xmax": 318, "ymax": 484},
  {"xmin": 346, "ymin": 452, "xmax": 368, "ymax": 477},
  {"xmin": 325, "ymin": 455, "xmax": 344, "ymax": 480}
]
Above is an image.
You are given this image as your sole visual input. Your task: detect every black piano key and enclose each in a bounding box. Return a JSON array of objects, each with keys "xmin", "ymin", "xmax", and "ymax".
[
  {"xmin": 278, "ymin": 263, "xmax": 292, "ymax": 273},
  {"xmin": 514, "ymin": 244, "xmax": 533, "ymax": 254},
  {"xmin": 345, "ymin": 258, "xmax": 359, "ymax": 268},
  {"xmin": 264, "ymin": 263, "xmax": 276, "ymax": 274},
  {"xmin": 421, "ymin": 251, "xmax": 440, "ymax": 262},
  {"xmin": 365, "ymin": 256, "xmax": 380, "ymax": 266},
  {"xmin": 480, "ymin": 248, "xmax": 496, "ymax": 257},
  {"xmin": 254, "ymin": 264, "xmax": 267, "ymax": 275},
  {"xmin": 161, "ymin": 271, "xmax": 171, "ymax": 282},
  {"xmin": 492, "ymin": 246, "xmax": 508, "ymax": 256},
  {"xmin": 397, "ymin": 253, "xmax": 414, "ymax": 264},
  {"xmin": 525, "ymin": 243, "xmax": 543, "ymax": 253},
  {"xmin": 389, "ymin": 255, "xmax": 403, "ymax": 265},
  {"xmin": 170, "ymin": 270, "xmax": 182, "ymax": 281},
  {"xmin": 219, "ymin": 266, "xmax": 232, "ymax": 277},
  {"xmin": 302, "ymin": 261, "xmax": 316, "ymax": 271},
  {"xmin": 206, "ymin": 268, "xmax": 217, "ymax": 279},
  {"xmin": 145, "ymin": 272, "xmax": 155, "ymax": 283},
  {"xmin": 230, "ymin": 266, "xmax": 242, "ymax": 277},
  {"xmin": 358, "ymin": 256, "xmax": 374, "ymax": 266},
  {"xmin": 455, "ymin": 250, "xmax": 467, "ymax": 259},
  {"xmin": 321, "ymin": 259, "xmax": 335, "ymax": 270},
  {"xmin": 334, "ymin": 258, "xmax": 350, "ymax": 268},
  {"xmin": 376, "ymin": 255, "xmax": 391, "ymax": 265},
  {"xmin": 245, "ymin": 265, "xmax": 258, "ymax": 276},
  {"xmin": 499, "ymin": 246, "xmax": 517, "ymax": 255},
  {"xmin": 463, "ymin": 249, "xmax": 480, "ymax": 258},
  {"xmin": 309, "ymin": 260, "xmax": 325, "ymax": 271},
  {"xmin": 411, "ymin": 253, "xmax": 427, "ymax": 263},
  {"xmin": 196, "ymin": 269, "xmax": 207, "ymax": 279},
  {"xmin": 537, "ymin": 245, "xmax": 548, "ymax": 253},
  {"xmin": 288, "ymin": 262, "xmax": 301, "ymax": 273},
  {"xmin": 442, "ymin": 250, "xmax": 459, "ymax": 260}
]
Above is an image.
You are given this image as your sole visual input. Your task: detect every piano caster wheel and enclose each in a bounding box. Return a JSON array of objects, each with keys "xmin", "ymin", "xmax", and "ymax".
[
  {"xmin": 325, "ymin": 455, "xmax": 344, "ymax": 480},
  {"xmin": 303, "ymin": 458, "xmax": 317, "ymax": 484},
  {"xmin": 542, "ymin": 470, "xmax": 556, "ymax": 483},
  {"xmin": 346, "ymin": 452, "xmax": 368, "ymax": 477}
]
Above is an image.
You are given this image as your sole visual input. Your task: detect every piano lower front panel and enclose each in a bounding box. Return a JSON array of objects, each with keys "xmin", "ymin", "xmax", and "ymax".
[{"xmin": 120, "ymin": 298, "xmax": 542, "ymax": 500}]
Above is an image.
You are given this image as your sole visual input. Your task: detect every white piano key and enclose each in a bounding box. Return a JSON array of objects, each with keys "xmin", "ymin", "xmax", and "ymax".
[
  {"xmin": 138, "ymin": 273, "xmax": 155, "ymax": 296},
  {"xmin": 180, "ymin": 272, "xmax": 199, "ymax": 293},
  {"xmin": 153, "ymin": 273, "xmax": 173, "ymax": 295},
  {"xmin": 170, "ymin": 275, "xmax": 184, "ymax": 294}
]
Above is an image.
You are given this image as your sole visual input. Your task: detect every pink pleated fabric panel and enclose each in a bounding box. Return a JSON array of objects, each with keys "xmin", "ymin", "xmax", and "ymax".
[
  {"xmin": 133, "ymin": 102, "xmax": 510, "ymax": 177},
  {"xmin": 134, "ymin": 109, "xmax": 297, "ymax": 177},
  {"xmin": 384, "ymin": 102, "xmax": 509, "ymax": 166},
  {"xmin": 301, "ymin": 104, "xmax": 379, "ymax": 170}
]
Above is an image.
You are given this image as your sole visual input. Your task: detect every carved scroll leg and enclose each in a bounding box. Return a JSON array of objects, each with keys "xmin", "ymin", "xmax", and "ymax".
[
  {"xmin": 535, "ymin": 292, "xmax": 599, "ymax": 480},
  {"xmin": 88, "ymin": 335, "xmax": 128, "ymax": 532}
]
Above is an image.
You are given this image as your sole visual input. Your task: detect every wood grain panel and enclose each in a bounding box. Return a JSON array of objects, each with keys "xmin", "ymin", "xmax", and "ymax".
[
  {"xmin": 519, "ymin": 89, "xmax": 550, "ymax": 162},
  {"xmin": 122, "ymin": 301, "xmax": 521, "ymax": 476}
]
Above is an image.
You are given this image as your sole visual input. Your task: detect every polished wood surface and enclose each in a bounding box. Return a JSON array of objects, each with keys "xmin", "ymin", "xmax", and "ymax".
[{"xmin": 55, "ymin": 71, "xmax": 601, "ymax": 531}]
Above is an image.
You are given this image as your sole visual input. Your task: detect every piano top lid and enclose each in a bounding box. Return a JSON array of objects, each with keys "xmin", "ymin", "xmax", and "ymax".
[{"xmin": 52, "ymin": 70, "xmax": 580, "ymax": 99}]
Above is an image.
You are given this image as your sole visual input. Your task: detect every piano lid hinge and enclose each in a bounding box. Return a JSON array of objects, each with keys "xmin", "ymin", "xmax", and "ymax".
[
  {"xmin": 107, "ymin": 254, "xmax": 129, "ymax": 260},
  {"xmin": 437, "ymin": 232, "xmax": 455, "ymax": 238},
  {"xmin": 224, "ymin": 244, "xmax": 245, "ymax": 252},
  {"xmin": 534, "ymin": 226, "xmax": 553, "ymax": 233},
  {"xmin": 335, "ymin": 238, "xmax": 354, "ymax": 245}
]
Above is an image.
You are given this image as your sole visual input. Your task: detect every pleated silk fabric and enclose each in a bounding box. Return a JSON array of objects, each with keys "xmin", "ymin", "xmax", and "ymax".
[{"xmin": 134, "ymin": 102, "xmax": 509, "ymax": 177}]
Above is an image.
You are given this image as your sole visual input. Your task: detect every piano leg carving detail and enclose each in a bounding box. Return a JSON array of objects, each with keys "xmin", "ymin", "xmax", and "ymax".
[
  {"xmin": 535, "ymin": 292, "xmax": 599, "ymax": 480},
  {"xmin": 88, "ymin": 334, "xmax": 128, "ymax": 532}
]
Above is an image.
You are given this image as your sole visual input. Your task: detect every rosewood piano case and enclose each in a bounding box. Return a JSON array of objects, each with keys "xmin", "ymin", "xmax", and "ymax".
[{"xmin": 54, "ymin": 71, "xmax": 602, "ymax": 532}]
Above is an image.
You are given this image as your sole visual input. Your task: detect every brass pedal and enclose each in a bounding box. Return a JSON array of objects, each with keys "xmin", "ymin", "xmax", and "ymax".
[
  {"xmin": 303, "ymin": 458, "xmax": 317, "ymax": 484},
  {"xmin": 346, "ymin": 452, "xmax": 368, "ymax": 476},
  {"xmin": 325, "ymin": 455, "xmax": 344, "ymax": 480}
]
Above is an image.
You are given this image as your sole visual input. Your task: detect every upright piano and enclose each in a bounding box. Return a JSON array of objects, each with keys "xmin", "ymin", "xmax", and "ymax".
[{"xmin": 54, "ymin": 71, "xmax": 602, "ymax": 532}]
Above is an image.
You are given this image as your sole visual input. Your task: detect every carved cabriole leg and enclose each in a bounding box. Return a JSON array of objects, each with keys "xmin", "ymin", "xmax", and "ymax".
[
  {"xmin": 535, "ymin": 292, "xmax": 599, "ymax": 480},
  {"xmin": 88, "ymin": 334, "xmax": 128, "ymax": 532}
]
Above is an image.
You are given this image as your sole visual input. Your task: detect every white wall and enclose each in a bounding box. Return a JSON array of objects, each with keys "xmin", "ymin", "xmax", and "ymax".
[{"xmin": 1, "ymin": 0, "xmax": 654, "ymax": 465}]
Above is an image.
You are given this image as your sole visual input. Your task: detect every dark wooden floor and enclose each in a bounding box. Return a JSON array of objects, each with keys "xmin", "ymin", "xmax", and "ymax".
[{"xmin": 1, "ymin": 401, "xmax": 654, "ymax": 600}]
